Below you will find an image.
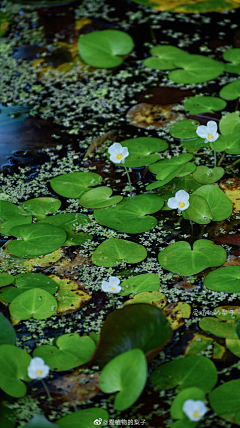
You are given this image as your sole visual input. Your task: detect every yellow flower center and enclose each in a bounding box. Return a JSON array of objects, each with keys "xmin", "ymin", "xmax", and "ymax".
[
  {"xmin": 208, "ymin": 133, "xmax": 213, "ymax": 139},
  {"xmin": 193, "ymin": 411, "xmax": 200, "ymax": 418},
  {"xmin": 110, "ymin": 286, "xmax": 115, "ymax": 290},
  {"xmin": 178, "ymin": 202, "xmax": 185, "ymax": 208},
  {"xmin": 116, "ymin": 154, "xmax": 123, "ymax": 160},
  {"xmin": 36, "ymin": 370, "xmax": 42, "ymax": 376}
]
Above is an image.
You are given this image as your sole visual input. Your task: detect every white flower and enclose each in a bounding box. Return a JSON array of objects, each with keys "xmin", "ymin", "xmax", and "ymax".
[
  {"xmin": 101, "ymin": 276, "xmax": 122, "ymax": 293},
  {"xmin": 108, "ymin": 143, "xmax": 129, "ymax": 164},
  {"xmin": 182, "ymin": 399, "xmax": 208, "ymax": 421},
  {"xmin": 196, "ymin": 120, "xmax": 218, "ymax": 143},
  {"xmin": 27, "ymin": 357, "xmax": 50, "ymax": 380},
  {"xmin": 167, "ymin": 190, "xmax": 189, "ymax": 211}
]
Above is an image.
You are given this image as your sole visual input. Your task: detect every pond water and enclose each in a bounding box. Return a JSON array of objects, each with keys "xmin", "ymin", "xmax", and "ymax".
[{"xmin": 1, "ymin": 0, "xmax": 240, "ymax": 427}]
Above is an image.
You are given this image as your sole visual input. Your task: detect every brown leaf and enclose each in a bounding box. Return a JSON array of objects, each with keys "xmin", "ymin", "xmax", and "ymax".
[
  {"xmin": 52, "ymin": 252, "xmax": 92, "ymax": 280},
  {"xmin": 163, "ymin": 302, "xmax": 191, "ymax": 330},
  {"xmin": 186, "ymin": 112, "xmax": 221, "ymax": 125},
  {"xmin": 84, "ymin": 130, "xmax": 119, "ymax": 158},
  {"xmin": 126, "ymin": 103, "xmax": 181, "ymax": 129},
  {"xmin": 219, "ymin": 178, "xmax": 240, "ymax": 215},
  {"xmin": 51, "ymin": 371, "xmax": 100, "ymax": 405},
  {"xmin": 135, "ymin": 87, "xmax": 194, "ymax": 105}
]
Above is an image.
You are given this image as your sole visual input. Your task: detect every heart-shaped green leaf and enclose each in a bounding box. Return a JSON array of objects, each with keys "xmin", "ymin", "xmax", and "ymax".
[
  {"xmin": 123, "ymin": 291, "xmax": 167, "ymax": 309},
  {"xmin": 0, "ymin": 215, "xmax": 32, "ymax": 236},
  {"xmin": 120, "ymin": 137, "xmax": 168, "ymax": 167},
  {"xmin": 149, "ymin": 153, "xmax": 193, "ymax": 177},
  {"xmin": 7, "ymin": 223, "xmax": 66, "ymax": 258},
  {"xmin": 193, "ymin": 184, "xmax": 232, "ymax": 221},
  {"xmin": 99, "ymin": 349, "xmax": 147, "ymax": 411},
  {"xmin": 91, "ymin": 304, "xmax": 172, "ymax": 368},
  {"xmin": 57, "ymin": 408, "xmax": 109, "ymax": 428},
  {"xmin": 33, "ymin": 334, "xmax": 95, "ymax": 371},
  {"xmin": 158, "ymin": 176, "xmax": 202, "ymax": 202},
  {"xmin": 78, "ymin": 30, "xmax": 134, "ymax": 68},
  {"xmin": 223, "ymin": 48, "xmax": 240, "ymax": 73},
  {"xmin": 209, "ymin": 379, "xmax": 240, "ymax": 425},
  {"xmin": 20, "ymin": 198, "xmax": 61, "ymax": 220},
  {"xmin": 169, "ymin": 55, "xmax": 224, "ymax": 84},
  {"xmin": 199, "ymin": 317, "xmax": 238, "ymax": 339},
  {"xmin": 181, "ymin": 137, "xmax": 209, "ymax": 153},
  {"xmin": 150, "ymin": 355, "xmax": 217, "ymax": 392},
  {"xmin": 0, "ymin": 344, "xmax": 31, "ymax": 397},
  {"xmin": 94, "ymin": 194, "xmax": 164, "ymax": 234},
  {"xmin": 0, "ymin": 272, "xmax": 14, "ymax": 287},
  {"xmin": 144, "ymin": 45, "xmax": 190, "ymax": 70},
  {"xmin": 158, "ymin": 239, "xmax": 226, "ymax": 276},
  {"xmin": 213, "ymin": 133, "xmax": 240, "ymax": 154},
  {"xmin": 92, "ymin": 238, "xmax": 147, "ymax": 267},
  {"xmin": 9, "ymin": 288, "xmax": 58, "ymax": 320},
  {"xmin": 79, "ymin": 187, "xmax": 123, "ymax": 208},
  {"xmin": 171, "ymin": 387, "xmax": 206, "ymax": 421},
  {"xmin": 220, "ymin": 79, "xmax": 240, "ymax": 101},
  {"xmin": 170, "ymin": 119, "xmax": 199, "ymax": 139},
  {"xmin": 184, "ymin": 194, "xmax": 213, "ymax": 224},
  {"xmin": 184, "ymin": 95, "xmax": 226, "ymax": 114},
  {"xmin": 120, "ymin": 273, "xmax": 160, "ymax": 296},
  {"xmin": 0, "ymin": 200, "xmax": 27, "ymax": 220},
  {"xmin": 219, "ymin": 112, "xmax": 240, "ymax": 135},
  {"xmin": 50, "ymin": 172, "xmax": 102, "ymax": 198},
  {"xmin": 192, "ymin": 166, "xmax": 224, "ymax": 184},
  {"xmin": 0, "ymin": 313, "xmax": 16, "ymax": 345},
  {"xmin": 204, "ymin": 266, "xmax": 240, "ymax": 292}
]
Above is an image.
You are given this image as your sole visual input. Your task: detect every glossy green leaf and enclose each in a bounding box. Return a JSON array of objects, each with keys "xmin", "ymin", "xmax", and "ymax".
[
  {"xmin": 171, "ymin": 387, "xmax": 206, "ymax": 421},
  {"xmin": 150, "ymin": 355, "xmax": 217, "ymax": 392},
  {"xmin": 50, "ymin": 172, "xmax": 102, "ymax": 198},
  {"xmin": 7, "ymin": 223, "xmax": 66, "ymax": 258},
  {"xmin": 120, "ymin": 273, "xmax": 160, "ymax": 296},
  {"xmin": 9, "ymin": 288, "xmax": 57, "ymax": 320},
  {"xmin": 170, "ymin": 418, "xmax": 198, "ymax": 428},
  {"xmin": 79, "ymin": 187, "xmax": 123, "ymax": 209},
  {"xmin": 184, "ymin": 96, "xmax": 226, "ymax": 114},
  {"xmin": 158, "ymin": 239, "xmax": 226, "ymax": 276},
  {"xmin": 193, "ymin": 184, "xmax": 232, "ymax": 221},
  {"xmin": 57, "ymin": 408, "xmax": 109, "ymax": 428},
  {"xmin": 144, "ymin": 45, "xmax": 190, "ymax": 70},
  {"xmin": 123, "ymin": 291, "xmax": 167, "ymax": 309},
  {"xmin": 33, "ymin": 334, "xmax": 95, "ymax": 371},
  {"xmin": 100, "ymin": 349, "xmax": 147, "ymax": 411},
  {"xmin": 185, "ymin": 334, "xmax": 214, "ymax": 356},
  {"xmin": 0, "ymin": 345, "xmax": 31, "ymax": 397},
  {"xmin": 149, "ymin": 153, "xmax": 193, "ymax": 177},
  {"xmin": 0, "ymin": 272, "xmax": 14, "ymax": 287},
  {"xmin": 219, "ymin": 112, "xmax": 240, "ymax": 135},
  {"xmin": 226, "ymin": 338, "xmax": 240, "ymax": 358},
  {"xmin": 184, "ymin": 194, "xmax": 213, "ymax": 224},
  {"xmin": 38, "ymin": 213, "xmax": 92, "ymax": 246},
  {"xmin": 94, "ymin": 194, "xmax": 164, "ymax": 234},
  {"xmin": 213, "ymin": 133, "xmax": 240, "ymax": 154},
  {"xmin": 192, "ymin": 166, "xmax": 224, "ymax": 184},
  {"xmin": 199, "ymin": 317, "xmax": 238, "ymax": 339},
  {"xmin": 0, "ymin": 214, "xmax": 32, "ymax": 236},
  {"xmin": 223, "ymin": 48, "xmax": 240, "ymax": 73},
  {"xmin": 20, "ymin": 197, "xmax": 61, "ymax": 220},
  {"xmin": 219, "ymin": 79, "xmax": 240, "ymax": 101},
  {"xmin": 91, "ymin": 304, "xmax": 172, "ymax": 368},
  {"xmin": 170, "ymin": 119, "xmax": 199, "ymax": 139},
  {"xmin": 169, "ymin": 55, "xmax": 224, "ymax": 84},
  {"xmin": 78, "ymin": 30, "xmax": 134, "ymax": 68},
  {"xmin": 209, "ymin": 379, "xmax": 240, "ymax": 425},
  {"xmin": 146, "ymin": 164, "xmax": 187, "ymax": 190},
  {"xmin": 204, "ymin": 266, "xmax": 240, "ymax": 293},
  {"xmin": 0, "ymin": 404, "xmax": 15, "ymax": 428},
  {"xmin": 181, "ymin": 137, "xmax": 209, "ymax": 153},
  {"xmin": 158, "ymin": 176, "xmax": 202, "ymax": 202},
  {"xmin": 121, "ymin": 137, "xmax": 168, "ymax": 168},
  {"xmin": 0, "ymin": 200, "xmax": 27, "ymax": 220},
  {"xmin": 23, "ymin": 414, "xmax": 60, "ymax": 428},
  {"xmin": 0, "ymin": 313, "xmax": 16, "ymax": 345},
  {"xmin": 92, "ymin": 238, "xmax": 147, "ymax": 267}
]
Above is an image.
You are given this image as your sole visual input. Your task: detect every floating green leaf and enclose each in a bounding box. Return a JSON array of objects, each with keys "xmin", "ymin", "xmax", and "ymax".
[
  {"xmin": 120, "ymin": 273, "xmax": 160, "ymax": 296},
  {"xmin": 120, "ymin": 137, "xmax": 168, "ymax": 167},
  {"xmin": 20, "ymin": 197, "xmax": 61, "ymax": 220},
  {"xmin": 219, "ymin": 112, "xmax": 240, "ymax": 135},
  {"xmin": 39, "ymin": 213, "xmax": 92, "ymax": 246},
  {"xmin": 0, "ymin": 200, "xmax": 27, "ymax": 220},
  {"xmin": 33, "ymin": 334, "xmax": 95, "ymax": 371},
  {"xmin": 220, "ymin": 79, "xmax": 240, "ymax": 101},
  {"xmin": 209, "ymin": 379, "xmax": 240, "ymax": 425},
  {"xmin": 50, "ymin": 172, "xmax": 102, "ymax": 198},
  {"xmin": 204, "ymin": 266, "xmax": 240, "ymax": 293},
  {"xmin": 226, "ymin": 338, "xmax": 240, "ymax": 359},
  {"xmin": 79, "ymin": 187, "xmax": 123, "ymax": 209},
  {"xmin": 199, "ymin": 317, "xmax": 238, "ymax": 339},
  {"xmin": 170, "ymin": 119, "xmax": 199, "ymax": 139},
  {"xmin": 181, "ymin": 137, "xmax": 208, "ymax": 153},
  {"xmin": 169, "ymin": 55, "xmax": 224, "ymax": 84},
  {"xmin": 123, "ymin": 291, "xmax": 167, "ymax": 309},
  {"xmin": 9, "ymin": 288, "xmax": 57, "ymax": 320},
  {"xmin": 91, "ymin": 304, "xmax": 172, "ymax": 368},
  {"xmin": 0, "ymin": 214, "xmax": 32, "ymax": 236},
  {"xmin": 144, "ymin": 45, "xmax": 190, "ymax": 70},
  {"xmin": 213, "ymin": 133, "xmax": 240, "ymax": 154},
  {"xmin": 222, "ymin": 48, "xmax": 240, "ymax": 74},
  {"xmin": 92, "ymin": 238, "xmax": 147, "ymax": 267},
  {"xmin": 158, "ymin": 176, "xmax": 202, "ymax": 202},
  {"xmin": 163, "ymin": 302, "xmax": 191, "ymax": 330},
  {"xmin": 149, "ymin": 153, "xmax": 193, "ymax": 177},
  {"xmin": 184, "ymin": 96, "xmax": 226, "ymax": 114},
  {"xmin": 184, "ymin": 194, "xmax": 213, "ymax": 224},
  {"xmin": 94, "ymin": 194, "xmax": 164, "ymax": 234},
  {"xmin": 57, "ymin": 408, "xmax": 109, "ymax": 428},
  {"xmin": 185, "ymin": 334, "xmax": 214, "ymax": 356},
  {"xmin": 7, "ymin": 223, "xmax": 66, "ymax": 258},
  {"xmin": 193, "ymin": 185, "xmax": 232, "ymax": 221},
  {"xmin": 158, "ymin": 239, "xmax": 226, "ymax": 276},
  {"xmin": 171, "ymin": 387, "xmax": 206, "ymax": 421},
  {"xmin": 0, "ymin": 345, "xmax": 31, "ymax": 397},
  {"xmin": 0, "ymin": 272, "xmax": 14, "ymax": 287},
  {"xmin": 146, "ymin": 164, "xmax": 187, "ymax": 190},
  {"xmin": 49, "ymin": 275, "xmax": 91, "ymax": 315},
  {"xmin": 78, "ymin": 30, "xmax": 134, "ymax": 68},
  {"xmin": 99, "ymin": 349, "xmax": 147, "ymax": 411},
  {"xmin": 150, "ymin": 355, "xmax": 217, "ymax": 392},
  {"xmin": 192, "ymin": 166, "xmax": 224, "ymax": 184},
  {"xmin": 0, "ymin": 313, "xmax": 16, "ymax": 345}
]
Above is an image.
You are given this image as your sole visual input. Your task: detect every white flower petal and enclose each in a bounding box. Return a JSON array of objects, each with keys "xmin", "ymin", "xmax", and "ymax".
[
  {"xmin": 178, "ymin": 199, "xmax": 189, "ymax": 210},
  {"xmin": 27, "ymin": 357, "xmax": 50, "ymax": 380},
  {"xmin": 196, "ymin": 125, "xmax": 208, "ymax": 138},
  {"xmin": 207, "ymin": 120, "xmax": 218, "ymax": 135},
  {"xmin": 167, "ymin": 197, "xmax": 179, "ymax": 209},
  {"xmin": 108, "ymin": 143, "xmax": 123, "ymax": 155},
  {"xmin": 175, "ymin": 190, "xmax": 189, "ymax": 202},
  {"xmin": 182, "ymin": 399, "xmax": 208, "ymax": 421},
  {"xmin": 110, "ymin": 153, "xmax": 121, "ymax": 163},
  {"xmin": 209, "ymin": 133, "xmax": 219, "ymax": 142},
  {"xmin": 108, "ymin": 276, "xmax": 121, "ymax": 287},
  {"xmin": 121, "ymin": 147, "xmax": 129, "ymax": 158}
]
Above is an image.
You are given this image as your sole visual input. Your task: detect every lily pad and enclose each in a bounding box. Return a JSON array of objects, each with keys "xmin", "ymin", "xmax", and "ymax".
[
  {"xmin": 171, "ymin": 387, "xmax": 206, "ymax": 421},
  {"xmin": 94, "ymin": 194, "xmax": 164, "ymax": 234},
  {"xmin": 185, "ymin": 334, "xmax": 214, "ymax": 356},
  {"xmin": 170, "ymin": 119, "xmax": 199, "ymax": 139},
  {"xmin": 9, "ymin": 288, "xmax": 58, "ymax": 320},
  {"xmin": 209, "ymin": 379, "xmax": 240, "ymax": 425},
  {"xmin": 99, "ymin": 349, "xmax": 147, "ymax": 411},
  {"xmin": 0, "ymin": 272, "xmax": 14, "ymax": 287},
  {"xmin": 219, "ymin": 79, "xmax": 240, "ymax": 101},
  {"xmin": 78, "ymin": 30, "xmax": 134, "ymax": 68},
  {"xmin": 0, "ymin": 215, "xmax": 32, "ymax": 236},
  {"xmin": 20, "ymin": 198, "xmax": 61, "ymax": 220},
  {"xmin": 184, "ymin": 194, "xmax": 213, "ymax": 224},
  {"xmin": 33, "ymin": 334, "xmax": 95, "ymax": 371},
  {"xmin": 91, "ymin": 304, "xmax": 172, "ymax": 368},
  {"xmin": 225, "ymin": 338, "xmax": 240, "ymax": 359},
  {"xmin": 199, "ymin": 317, "xmax": 238, "ymax": 339},
  {"xmin": 184, "ymin": 95, "xmax": 226, "ymax": 114},
  {"xmin": 149, "ymin": 153, "xmax": 193, "ymax": 177},
  {"xmin": 158, "ymin": 176, "xmax": 202, "ymax": 202},
  {"xmin": 150, "ymin": 355, "xmax": 217, "ymax": 392},
  {"xmin": 169, "ymin": 55, "xmax": 224, "ymax": 84},
  {"xmin": 92, "ymin": 238, "xmax": 147, "ymax": 267},
  {"xmin": 50, "ymin": 172, "xmax": 102, "ymax": 198},
  {"xmin": 193, "ymin": 184, "xmax": 233, "ymax": 221},
  {"xmin": 163, "ymin": 302, "xmax": 191, "ymax": 330},
  {"xmin": 38, "ymin": 213, "xmax": 92, "ymax": 246},
  {"xmin": 181, "ymin": 137, "xmax": 209, "ymax": 153},
  {"xmin": 192, "ymin": 166, "xmax": 224, "ymax": 184},
  {"xmin": 222, "ymin": 48, "xmax": 240, "ymax": 73},
  {"xmin": 146, "ymin": 163, "xmax": 187, "ymax": 190},
  {"xmin": 144, "ymin": 45, "xmax": 190, "ymax": 70},
  {"xmin": 123, "ymin": 291, "xmax": 167, "ymax": 309},
  {"xmin": 7, "ymin": 223, "xmax": 66, "ymax": 258},
  {"xmin": 120, "ymin": 137, "xmax": 168, "ymax": 167},
  {"xmin": 213, "ymin": 133, "xmax": 240, "ymax": 154},
  {"xmin": 219, "ymin": 112, "xmax": 240, "ymax": 136},
  {"xmin": 0, "ymin": 200, "xmax": 27, "ymax": 220},
  {"xmin": 79, "ymin": 187, "xmax": 123, "ymax": 209},
  {"xmin": 120, "ymin": 273, "xmax": 160, "ymax": 296},
  {"xmin": 0, "ymin": 344, "xmax": 31, "ymax": 397},
  {"xmin": 49, "ymin": 275, "xmax": 91, "ymax": 315},
  {"xmin": 57, "ymin": 408, "xmax": 109, "ymax": 428},
  {"xmin": 0, "ymin": 313, "xmax": 16, "ymax": 345},
  {"xmin": 204, "ymin": 266, "xmax": 240, "ymax": 293}
]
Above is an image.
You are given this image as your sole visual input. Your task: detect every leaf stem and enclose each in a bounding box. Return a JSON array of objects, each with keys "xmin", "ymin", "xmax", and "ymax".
[
  {"xmin": 184, "ymin": 210, "xmax": 194, "ymax": 248},
  {"xmin": 218, "ymin": 151, "xmax": 225, "ymax": 167},
  {"xmin": 235, "ymin": 97, "xmax": 239, "ymax": 112},
  {"xmin": 41, "ymin": 379, "xmax": 52, "ymax": 401},
  {"xmin": 123, "ymin": 164, "xmax": 133, "ymax": 194},
  {"xmin": 211, "ymin": 142, "xmax": 217, "ymax": 168},
  {"xmin": 229, "ymin": 157, "xmax": 240, "ymax": 168}
]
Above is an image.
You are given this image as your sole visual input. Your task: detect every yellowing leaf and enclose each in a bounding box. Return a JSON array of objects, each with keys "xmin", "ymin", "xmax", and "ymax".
[
  {"xmin": 49, "ymin": 275, "xmax": 91, "ymax": 315},
  {"xmin": 123, "ymin": 291, "xmax": 167, "ymax": 309},
  {"xmin": 185, "ymin": 334, "xmax": 214, "ymax": 356},
  {"xmin": 163, "ymin": 302, "xmax": 191, "ymax": 330}
]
